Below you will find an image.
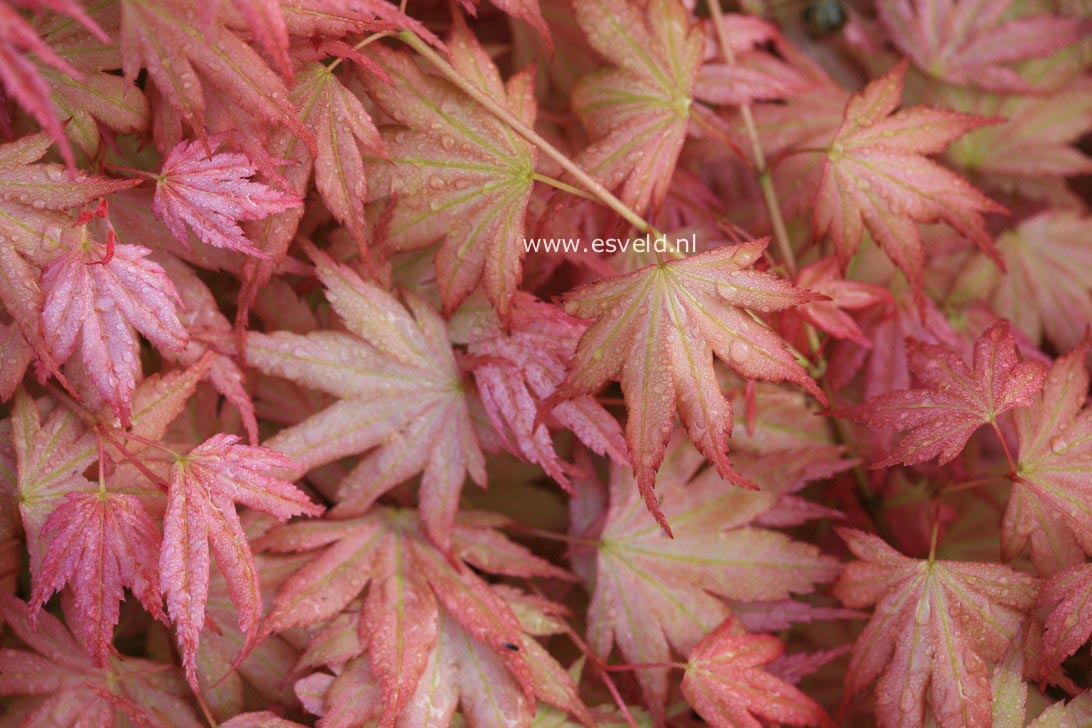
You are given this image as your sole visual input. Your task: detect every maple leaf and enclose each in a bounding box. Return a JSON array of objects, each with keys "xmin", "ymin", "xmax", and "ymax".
[
  {"xmin": 972, "ymin": 212, "xmax": 1092, "ymax": 353},
  {"xmin": 1038, "ymin": 563, "xmax": 1092, "ymax": 679},
  {"xmin": 247, "ymin": 244, "xmax": 486, "ymax": 548},
  {"xmin": 463, "ymin": 292, "xmax": 629, "ymax": 488},
  {"xmin": 0, "ymin": 593, "xmax": 204, "ymax": 728},
  {"xmin": 574, "ymin": 438, "xmax": 840, "ymax": 721},
  {"xmin": 787, "ymin": 256, "xmax": 891, "ymax": 346},
  {"xmin": 294, "ymin": 62, "xmax": 384, "ymax": 264},
  {"xmin": 119, "ymin": 0, "xmax": 311, "ymax": 147},
  {"xmin": 212, "ymin": 0, "xmax": 292, "ymax": 80},
  {"xmin": 152, "ymin": 134, "xmax": 303, "ymax": 258},
  {"xmin": 361, "ymin": 24, "xmax": 537, "ymax": 315},
  {"xmin": 12, "ymin": 359, "xmax": 208, "ymax": 575},
  {"xmin": 159, "ymin": 433, "xmax": 323, "ymax": 688},
  {"xmin": 681, "ymin": 616, "xmax": 833, "ymax": 728},
  {"xmin": 571, "ymin": 0, "xmax": 702, "ymax": 214},
  {"xmin": 258, "ymin": 507, "xmax": 588, "ymax": 726},
  {"xmin": 833, "ymin": 528, "xmax": 1038, "ymax": 728},
  {"xmin": 0, "ymin": 133, "xmax": 137, "ymax": 381},
  {"xmin": 836, "ymin": 321, "xmax": 1047, "ymax": 468},
  {"xmin": 31, "ymin": 5, "xmax": 149, "ymax": 158},
  {"xmin": 548, "ymin": 241, "xmax": 824, "ymax": 531},
  {"xmin": 813, "ymin": 61, "xmax": 1006, "ymax": 298},
  {"xmin": 1004, "ymin": 343, "xmax": 1092, "ymax": 576},
  {"xmin": 693, "ymin": 14, "xmax": 815, "ymax": 107},
  {"xmin": 29, "ymin": 488, "xmax": 165, "ymax": 667},
  {"xmin": 40, "ymin": 237, "xmax": 189, "ymax": 424},
  {"xmin": 942, "ymin": 79, "xmax": 1092, "ymax": 208},
  {"xmin": 0, "ymin": 2, "xmax": 89, "ymax": 170},
  {"xmin": 877, "ymin": 0, "xmax": 1082, "ymax": 92}
]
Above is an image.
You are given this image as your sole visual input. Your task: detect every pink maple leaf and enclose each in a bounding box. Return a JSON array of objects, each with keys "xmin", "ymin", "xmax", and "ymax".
[
  {"xmin": 159, "ymin": 434, "xmax": 323, "ymax": 688},
  {"xmin": 152, "ymin": 134, "xmax": 302, "ymax": 258},
  {"xmin": 41, "ymin": 240, "xmax": 189, "ymax": 424}
]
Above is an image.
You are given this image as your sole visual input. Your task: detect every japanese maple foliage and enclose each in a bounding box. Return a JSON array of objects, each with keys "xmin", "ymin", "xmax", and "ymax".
[{"xmin": 0, "ymin": 0, "xmax": 1089, "ymax": 725}]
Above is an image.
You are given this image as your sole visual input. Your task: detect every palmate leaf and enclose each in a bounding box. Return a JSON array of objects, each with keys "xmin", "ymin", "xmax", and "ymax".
[
  {"xmin": 257, "ymin": 508, "xmax": 588, "ymax": 727},
  {"xmin": 1004, "ymin": 343, "xmax": 1092, "ymax": 576},
  {"xmin": 833, "ymin": 528, "xmax": 1038, "ymax": 728},
  {"xmin": 549, "ymin": 241, "xmax": 824, "ymax": 531},
  {"xmin": 681, "ymin": 616, "xmax": 832, "ymax": 728},
  {"xmin": 571, "ymin": 0, "xmax": 702, "ymax": 215},
  {"xmin": 362, "ymin": 22, "xmax": 537, "ymax": 316},
  {"xmin": 295, "ymin": 63, "xmax": 384, "ymax": 264},
  {"xmin": 160, "ymin": 434, "xmax": 323, "ymax": 688},
  {"xmin": 247, "ymin": 244, "xmax": 486, "ymax": 549},
  {"xmin": 813, "ymin": 62, "xmax": 1006, "ymax": 299},
  {"xmin": 463, "ymin": 292, "xmax": 629, "ymax": 489},
  {"xmin": 0, "ymin": 2, "xmax": 93, "ymax": 170},
  {"xmin": 152, "ymin": 134, "xmax": 303, "ymax": 258},
  {"xmin": 977, "ymin": 212, "xmax": 1092, "ymax": 353},
  {"xmin": 575, "ymin": 438, "xmax": 840, "ymax": 722},
  {"xmin": 1038, "ymin": 564, "xmax": 1092, "ymax": 680},
  {"xmin": 119, "ymin": 0, "xmax": 311, "ymax": 147},
  {"xmin": 32, "ymin": 4, "xmax": 149, "ymax": 158},
  {"xmin": 837, "ymin": 321, "xmax": 1047, "ymax": 468},
  {"xmin": 0, "ymin": 133, "xmax": 137, "ymax": 385},
  {"xmin": 0, "ymin": 593, "xmax": 204, "ymax": 728},
  {"xmin": 29, "ymin": 488, "xmax": 164, "ymax": 668},
  {"xmin": 941, "ymin": 79, "xmax": 1092, "ymax": 207},
  {"xmin": 41, "ymin": 238, "xmax": 190, "ymax": 424},
  {"xmin": 876, "ymin": 0, "xmax": 1082, "ymax": 92}
]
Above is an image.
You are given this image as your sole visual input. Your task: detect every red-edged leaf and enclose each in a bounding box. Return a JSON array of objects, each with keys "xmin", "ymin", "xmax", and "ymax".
[
  {"xmin": 571, "ymin": 0, "xmax": 702, "ymax": 214},
  {"xmin": 982, "ymin": 212, "xmax": 1092, "ymax": 352},
  {"xmin": 465, "ymin": 293, "xmax": 629, "ymax": 488},
  {"xmin": 789, "ymin": 256, "xmax": 891, "ymax": 346},
  {"xmin": 837, "ymin": 321, "xmax": 1047, "ymax": 468},
  {"xmin": 0, "ymin": 133, "xmax": 138, "ymax": 380},
  {"xmin": 0, "ymin": 4, "xmax": 80, "ymax": 169},
  {"xmin": 259, "ymin": 508, "xmax": 587, "ymax": 723},
  {"xmin": 297, "ymin": 63, "xmax": 384, "ymax": 265},
  {"xmin": 833, "ymin": 528, "xmax": 1038, "ymax": 728},
  {"xmin": 362, "ymin": 27, "xmax": 536, "ymax": 315},
  {"xmin": 694, "ymin": 15, "xmax": 814, "ymax": 106},
  {"xmin": 247, "ymin": 245, "xmax": 486, "ymax": 548},
  {"xmin": 30, "ymin": 489, "xmax": 164, "ymax": 667},
  {"xmin": 119, "ymin": 0, "xmax": 311, "ymax": 148},
  {"xmin": 578, "ymin": 438, "xmax": 840, "ymax": 721},
  {"xmin": 153, "ymin": 134, "xmax": 303, "ymax": 257},
  {"xmin": 159, "ymin": 434, "xmax": 323, "ymax": 688},
  {"xmin": 41, "ymin": 239, "xmax": 189, "ymax": 424},
  {"xmin": 1039, "ymin": 563, "xmax": 1092, "ymax": 679},
  {"xmin": 0, "ymin": 593, "xmax": 204, "ymax": 728},
  {"xmin": 549, "ymin": 242, "xmax": 824, "ymax": 531},
  {"xmin": 942, "ymin": 79, "xmax": 1092, "ymax": 208},
  {"xmin": 219, "ymin": 0, "xmax": 292, "ymax": 80},
  {"xmin": 813, "ymin": 62, "xmax": 1005, "ymax": 298},
  {"xmin": 1004, "ymin": 343, "xmax": 1092, "ymax": 576},
  {"xmin": 682, "ymin": 616, "xmax": 833, "ymax": 728},
  {"xmin": 877, "ymin": 0, "xmax": 1082, "ymax": 92}
]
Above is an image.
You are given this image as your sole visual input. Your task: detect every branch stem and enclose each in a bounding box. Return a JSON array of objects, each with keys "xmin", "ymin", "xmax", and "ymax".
[{"xmin": 703, "ymin": 0, "xmax": 797, "ymax": 276}]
